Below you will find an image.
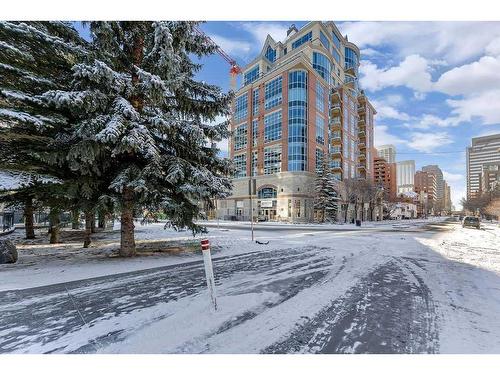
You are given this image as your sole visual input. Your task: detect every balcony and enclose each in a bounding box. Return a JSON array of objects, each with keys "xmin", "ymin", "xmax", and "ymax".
[
  {"xmin": 358, "ymin": 142, "xmax": 366, "ymax": 149},
  {"xmin": 330, "ymin": 116, "xmax": 341, "ymax": 125},
  {"xmin": 331, "ymin": 131, "xmax": 342, "ymax": 142},
  {"xmin": 331, "ymin": 104, "xmax": 341, "ymax": 114},
  {"xmin": 357, "ymin": 105, "xmax": 365, "ymax": 113},
  {"xmin": 357, "ymin": 163, "xmax": 366, "ymax": 170},
  {"xmin": 330, "ymin": 161, "xmax": 342, "ymax": 170},
  {"xmin": 358, "ymin": 116, "xmax": 365, "ymax": 124},
  {"xmin": 359, "ymin": 153, "xmax": 366, "ymax": 161},
  {"xmin": 358, "ymin": 130, "xmax": 366, "ymax": 138},
  {"xmin": 330, "ymin": 146, "xmax": 342, "ymax": 155}
]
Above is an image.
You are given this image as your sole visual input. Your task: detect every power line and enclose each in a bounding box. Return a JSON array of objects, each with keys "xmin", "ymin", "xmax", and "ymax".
[{"xmin": 392, "ymin": 150, "xmax": 466, "ymax": 155}]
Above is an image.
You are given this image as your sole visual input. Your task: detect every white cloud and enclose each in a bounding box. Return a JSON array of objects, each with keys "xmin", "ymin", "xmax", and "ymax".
[
  {"xmin": 370, "ymin": 99, "xmax": 410, "ymax": 121},
  {"xmin": 239, "ymin": 22, "xmax": 289, "ymax": 48},
  {"xmin": 360, "ymin": 48, "xmax": 385, "ymax": 57},
  {"xmin": 404, "ymin": 114, "xmax": 461, "ymax": 130},
  {"xmin": 339, "ymin": 21, "xmax": 500, "ymax": 65},
  {"xmin": 443, "ymin": 171, "xmax": 464, "ymax": 183},
  {"xmin": 407, "ymin": 132, "xmax": 453, "ymax": 153},
  {"xmin": 486, "ymin": 37, "xmax": 500, "ymax": 56},
  {"xmin": 446, "ymin": 89, "xmax": 500, "ymax": 125},
  {"xmin": 374, "ymin": 125, "xmax": 407, "ymax": 147},
  {"xmin": 385, "ymin": 94, "xmax": 404, "ymax": 106},
  {"xmin": 210, "ymin": 34, "xmax": 252, "ymax": 59},
  {"xmin": 360, "ymin": 55, "xmax": 433, "ymax": 93},
  {"xmin": 435, "ymin": 55, "xmax": 500, "ymax": 96}
]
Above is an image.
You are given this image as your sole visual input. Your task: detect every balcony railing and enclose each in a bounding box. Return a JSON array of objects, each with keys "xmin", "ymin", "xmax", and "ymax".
[
  {"xmin": 330, "ymin": 116, "xmax": 341, "ymax": 124},
  {"xmin": 330, "ymin": 147, "xmax": 342, "ymax": 154},
  {"xmin": 331, "ymin": 131, "xmax": 341, "ymax": 139}
]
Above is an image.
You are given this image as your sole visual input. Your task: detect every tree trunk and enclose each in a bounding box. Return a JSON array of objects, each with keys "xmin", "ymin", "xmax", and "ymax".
[
  {"xmin": 98, "ymin": 211, "xmax": 105, "ymax": 229},
  {"xmin": 90, "ymin": 215, "xmax": 96, "ymax": 233},
  {"xmin": 71, "ymin": 209, "xmax": 80, "ymax": 230},
  {"xmin": 49, "ymin": 208, "xmax": 60, "ymax": 244},
  {"xmin": 120, "ymin": 187, "xmax": 136, "ymax": 257},
  {"xmin": 25, "ymin": 197, "xmax": 35, "ymax": 239},
  {"xmin": 83, "ymin": 210, "xmax": 92, "ymax": 248}
]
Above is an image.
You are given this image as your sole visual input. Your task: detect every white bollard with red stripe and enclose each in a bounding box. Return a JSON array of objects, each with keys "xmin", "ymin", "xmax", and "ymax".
[{"xmin": 201, "ymin": 238, "xmax": 218, "ymax": 311}]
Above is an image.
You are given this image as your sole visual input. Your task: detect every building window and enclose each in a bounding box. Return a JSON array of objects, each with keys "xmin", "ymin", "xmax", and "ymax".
[
  {"xmin": 332, "ymin": 49, "xmax": 340, "ymax": 64},
  {"xmin": 315, "ymin": 148, "xmax": 324, "ymax": 172},
  {"xmin": 312, "ymin": 52, "xmax": 331, "ymax": 83},
  {"xmin": 234, "ymin": 154, "xmax": 246, "ymax": 178},
  {"xmin": 244, "ymin": 65, "xmax": 260, "ymax": 86},
  {"xmin": 332, "ymin": 32, "xmax": 341, "ymax": 52},
  {"xmin": 320, "ymin": 31, "xmax": 330, "ymax": 51},
  {"xmin": 345, "ymin": 46, "xmax": 359, "ymax": 71},
  {"xmin": 343, "ymin": 104, "xmax": 349, "ymax": 132},
  {"xmin": 265, "ymin": 45, "xmax": 276, "ymax": 62},
  {"xmin": 316, "ymin": 115, "xmax": 325, "ymax": 145},
  {"xmin": 264, "ymin": 145, "xmax": 282, "ymax": 175},
  {"xmin": 251, "ymin": 151, "xmax": 258, "ymax": 176},
  {"xmin": 315, "ymin": 81, "xmax": 325, "ymax": 113},
  {"xmin": 233, "ymin": 123, "xmax": 247, "ymax": 151},
  {"xmin": 235, "ymin": 94, "xmax": 248, "ymax": 122},
  {"xmin": 288, "ymin": 70, "xmax": 308, "ymax": 171},
  {"xmin": 264, "ymin": 76, "xmax": 283, "ymax": 110},
  {"xmin": 252, "ymin": 119, "xmax": 258, "ymax": 147},
  {"xmin": 252, "ymin": 88, "xmax": 259, "ymax": 116},
  {"xmin": 258, "ymin": 187, "xmax": 277, "ymax": 199},
  {"xmin": 264, "ymin": 110, "xmax": 282, "ymax": 143},
  {"xmin": 291, "ymin": 31, "xmax": 312, "ymax": 49},
  {"xmin": 343, "ymin": 138, "xmax": 349, "ymax": 158}
]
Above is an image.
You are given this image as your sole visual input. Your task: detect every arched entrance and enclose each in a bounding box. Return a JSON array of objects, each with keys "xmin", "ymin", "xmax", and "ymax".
[{"xmin": 257, "ymin": 186, "xmax": 278, "ymax": 221}]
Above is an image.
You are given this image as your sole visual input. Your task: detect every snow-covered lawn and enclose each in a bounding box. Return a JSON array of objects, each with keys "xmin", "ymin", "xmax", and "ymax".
[{"xmin": 1, "ymin": 219, "xmax": 500, "ymax": 353}]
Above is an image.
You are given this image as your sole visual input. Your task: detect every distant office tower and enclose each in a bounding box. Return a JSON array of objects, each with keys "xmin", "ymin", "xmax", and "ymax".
[
  {"xmin": 396, "ymin": 160, "xmax": 415, "ymax": 194},
  {"xmin": 219, "ymin": 21, "xmax": 377, "ymax": 222},
  {"xmin": 376, "ymin": 144, "xmax": 396, "ymax": 164},
  {"xmin": 414, "ymin": 170, "xmax": 437, "ymax": 215},
  {"xmin": 467, "ymin": 134, "xmax": 500, "ymax": 199},
  {"xmin": 480, "ymin": 163, "xmax": 500, "ymax": 193},
  {"xmin": 444, "ymin": 181, "xmax": 452, "ymax": 212},
  {"xmin": 374, "ymin": 156, "xmax": 397, "ymax": 201},
  {"xmin": 422, "ymin": 165, "xmax": 444, "ymax": 210}
]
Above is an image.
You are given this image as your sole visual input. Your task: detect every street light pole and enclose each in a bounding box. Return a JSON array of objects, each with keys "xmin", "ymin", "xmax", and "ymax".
[{"xmin": 248, "ymin": 178, "xmax": 256, "ymax": 241}]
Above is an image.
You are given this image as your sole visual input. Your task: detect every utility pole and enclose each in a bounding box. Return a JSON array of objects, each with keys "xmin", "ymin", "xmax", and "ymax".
[{"xmin": 248, "ymin": 178, "xmax": 256, "ymax": 241}]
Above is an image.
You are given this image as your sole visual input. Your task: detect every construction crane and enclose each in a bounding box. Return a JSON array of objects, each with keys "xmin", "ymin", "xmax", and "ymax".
[{"xmin": 193, "ymin": 25, "xmax": 242, "ymax": 92}]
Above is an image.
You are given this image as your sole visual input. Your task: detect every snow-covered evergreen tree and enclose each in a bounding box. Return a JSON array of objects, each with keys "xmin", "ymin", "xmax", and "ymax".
[
  {"xmin": 314, "ymin": 161, "xmax": 339, "ymax": 222},
  {"xmin": 43, "ymin": 22, "xmax": 233, "ymax": 256},
  {"xmin": 0, "ymin": 22, "xmax": 89, "ymax": 239}
]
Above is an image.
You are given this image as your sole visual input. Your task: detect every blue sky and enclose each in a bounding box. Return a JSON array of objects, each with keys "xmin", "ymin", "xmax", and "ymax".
[{"xmin": 74, "ymin": 21, "xmax": 500, "ymax": 208}]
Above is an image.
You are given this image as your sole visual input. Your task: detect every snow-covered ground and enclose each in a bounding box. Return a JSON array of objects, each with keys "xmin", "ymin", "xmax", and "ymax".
[{"xmin": 1, "ymin": 218, "xmax": 500, "ymax": 353}]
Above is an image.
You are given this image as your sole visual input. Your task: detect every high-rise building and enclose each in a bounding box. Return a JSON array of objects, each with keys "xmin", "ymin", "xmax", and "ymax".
[
  {"xmin": 376, "ymin": 144, "xmax": 396, "ymax": 164},
  {"xmin": 218, "ymin": 21, "xmax": 376, "ymax": 222},
  {"xmin": 444, "ymin": 181, "xmax": 452, "ymax": 213},
  {"xmin": 467, "ymin": 134, "xmax": 500, "ymax": 199},
  {"xmin": 374, "ymin": 156, "xmax": 397, "ymax": 201},
  {"xmin": 396, "ymin": 160, "xmax": 415, "ymax": 194},
  {"xmin": 480, "ymin": 163, "xmax": 500, "ymax": 193},
  {"xmin": 422, "ymin": 165, "xmax": 444, "ymax": 210},
  {"xmin": 414, "ymin": 170, "xmax": 437, "ymax": 215}
]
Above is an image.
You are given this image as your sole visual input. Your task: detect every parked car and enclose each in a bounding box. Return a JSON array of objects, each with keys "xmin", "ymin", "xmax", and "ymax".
[
  {"xmin": 462, "ymin": 216, "xmax": 480, "ymax": 229},
  {"xmin": 257, "ymin": 215, "xmax": 268, "ymax": 222}
]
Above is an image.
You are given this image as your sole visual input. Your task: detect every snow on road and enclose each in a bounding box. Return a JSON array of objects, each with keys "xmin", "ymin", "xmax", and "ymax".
[{"xmin": 1, "ymin": 219, "xmax": 500, "ymax": 353}]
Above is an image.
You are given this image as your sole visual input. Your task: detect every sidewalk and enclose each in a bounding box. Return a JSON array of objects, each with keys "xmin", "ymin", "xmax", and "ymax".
[{"xmin": 198, "ymin": 217, "xmax": 448, "ymax": 230}]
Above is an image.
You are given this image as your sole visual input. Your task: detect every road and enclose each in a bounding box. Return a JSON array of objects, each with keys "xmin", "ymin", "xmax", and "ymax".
[{"xmin": 0, "ymin": 220, "xmax": 467, "ymax": 353}]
